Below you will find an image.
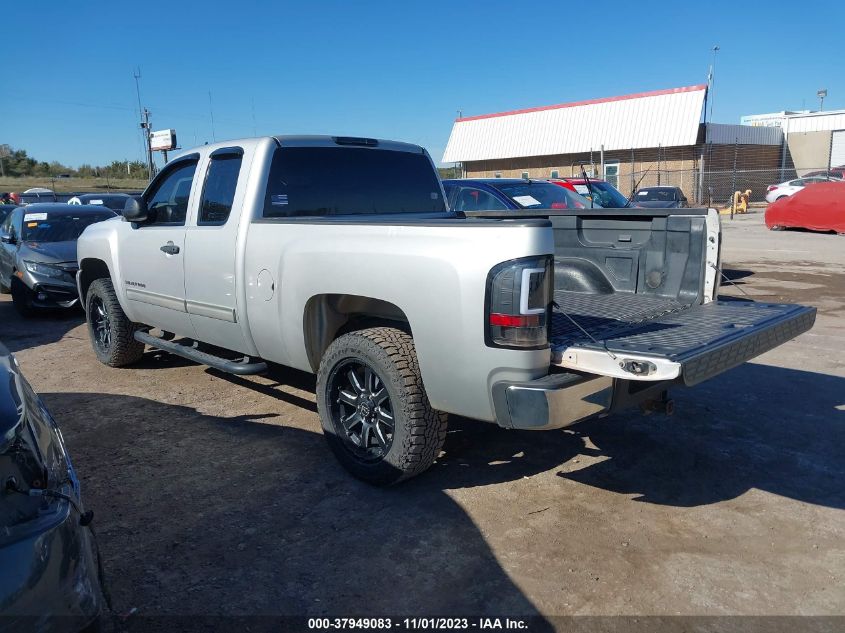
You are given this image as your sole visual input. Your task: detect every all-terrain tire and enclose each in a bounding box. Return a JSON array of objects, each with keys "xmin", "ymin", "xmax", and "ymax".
[
  {"xmin": 85, "ymin": 278, "xmax": 145, "ymax": 367},
  {"xmin": 316, "ymin": 327, "xmax": 448, "ymax": 485}
]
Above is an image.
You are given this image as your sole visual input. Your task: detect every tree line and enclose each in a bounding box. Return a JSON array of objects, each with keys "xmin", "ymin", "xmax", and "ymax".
[{"xmin": 0, "ymin": 145, "xmax": 147, "ymax": 179}]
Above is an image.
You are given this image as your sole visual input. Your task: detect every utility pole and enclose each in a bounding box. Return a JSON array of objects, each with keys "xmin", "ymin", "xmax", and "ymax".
[
  {"xmin": 134, "ymin": 69, "xmax": 155, "ymax": 182},
  {"xmin": 140, "ymin": 108, "xmax": 154, "ymax": 181}
]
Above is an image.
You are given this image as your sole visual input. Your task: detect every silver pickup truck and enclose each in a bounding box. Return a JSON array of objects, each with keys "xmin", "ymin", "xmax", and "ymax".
[{"xmin": 76, "ymin": 135, "xmax": 815, "ymax": 485}]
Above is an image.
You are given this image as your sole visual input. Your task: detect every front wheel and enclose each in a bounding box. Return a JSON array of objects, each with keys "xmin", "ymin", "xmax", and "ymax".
[
  {"xmin": 85, "ymin": 278, "xmax": 144, "ymax": 367},
  {"xmin": 316, "ymin": 327, "xmax": 448, "ymax": 485}
]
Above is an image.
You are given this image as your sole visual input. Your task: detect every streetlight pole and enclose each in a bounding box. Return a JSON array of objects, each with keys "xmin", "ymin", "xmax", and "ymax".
[
  {"xmin": 708, "ymin": 45, "xmax": 720, "ymax": 124},
  {"xmin": 817, "ymin": 89, "xmax": 828, "ymax": 112}
]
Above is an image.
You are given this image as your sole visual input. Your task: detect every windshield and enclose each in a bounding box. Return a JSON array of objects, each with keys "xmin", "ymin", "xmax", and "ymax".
[
  {"xmin": 636, "ymin": 188, "xmax": 677, "ymax": 202},
  {"xmin": 572, "ymin": 182, "xmax": 629, "ymax": 208},
  {"xmin": 492, "ymin": 182, "xmax": 588, "ymax": 209},
  {"xmin": 22, "ymin": 212, "xmax": 113, "ymax": 242}
]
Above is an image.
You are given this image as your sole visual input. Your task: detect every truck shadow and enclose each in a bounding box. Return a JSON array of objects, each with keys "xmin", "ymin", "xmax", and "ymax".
[
  {"xmin": 558, "ymin": 363, "xmax": 845, "ymax": 509},
  {"xmin": 212, "ymin": 361, "xmax": 845, "ymax": 507},
  {"xmin": 43, "ymin": 392, "xmax": 557, "ymax": 629},
  {"xmin": 0, "ymin": 296, "xmax": 84, "ymax": 354}
]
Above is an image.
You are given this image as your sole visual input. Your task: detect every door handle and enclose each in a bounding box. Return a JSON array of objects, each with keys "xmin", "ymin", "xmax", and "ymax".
[{"xmin": 160, "ymin": 241, "xmax": 180, "ymax": 255}]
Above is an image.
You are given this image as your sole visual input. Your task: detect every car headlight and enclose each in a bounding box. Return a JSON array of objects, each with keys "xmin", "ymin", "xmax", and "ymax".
[{"xmin": 23, "ymin": 261, "xmax": 64, "ymax": 278}]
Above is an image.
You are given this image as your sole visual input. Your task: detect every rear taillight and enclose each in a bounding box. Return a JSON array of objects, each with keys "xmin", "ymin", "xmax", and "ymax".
[
  {"xmin": 767, "ymin": 185, "xmax": 777, "ymax": 192},
  {"xmin": 486, "ymin": 256, "xmax": 552, "ymax": 349}
]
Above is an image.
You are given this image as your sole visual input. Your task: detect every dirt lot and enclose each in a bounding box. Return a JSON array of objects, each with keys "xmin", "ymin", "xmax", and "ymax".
[{"xmin": 1, "ymin": 212, "xmax": 843, "ymax": 631}]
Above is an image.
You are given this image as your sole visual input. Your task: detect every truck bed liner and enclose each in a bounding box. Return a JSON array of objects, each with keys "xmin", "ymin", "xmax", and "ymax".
[{"xmin": 551, "ymin": 291, "xmax": 816, "ymax": 386}]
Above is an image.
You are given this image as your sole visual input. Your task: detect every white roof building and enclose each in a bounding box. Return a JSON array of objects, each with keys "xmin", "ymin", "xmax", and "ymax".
[{"xmin": 442, "ymin": 85, "xmax": 710, "ymax": 163}]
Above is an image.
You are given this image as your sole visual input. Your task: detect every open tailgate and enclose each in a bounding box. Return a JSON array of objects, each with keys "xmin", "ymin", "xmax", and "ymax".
[{"xmin": 551, "ymin": 294, "xmax": 816, "ymax": 386}]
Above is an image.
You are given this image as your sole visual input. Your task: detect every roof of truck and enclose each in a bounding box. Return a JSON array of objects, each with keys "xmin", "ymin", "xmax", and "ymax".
[
  {"xmin": 272, "ymin": 135, "xmax": 426, "ymax": 154},
  {"xmin": 169, "ymin": 135, "xmax": 428, "ymax": 163}
]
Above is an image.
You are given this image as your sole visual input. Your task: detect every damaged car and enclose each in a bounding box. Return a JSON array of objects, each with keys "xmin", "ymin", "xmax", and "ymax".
[
  {"xmin": 0, "ymin": 204, "xmax": 117, "ymax": 316},
  {"xmin": 0, "ymin": 342, "xmax": 105, "ymax": 631}
]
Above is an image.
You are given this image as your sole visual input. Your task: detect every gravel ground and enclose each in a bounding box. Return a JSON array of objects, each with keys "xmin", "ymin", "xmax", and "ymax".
[{"xmin": 1, "ymin": 211, "xmax": 843, "ymax": 631}]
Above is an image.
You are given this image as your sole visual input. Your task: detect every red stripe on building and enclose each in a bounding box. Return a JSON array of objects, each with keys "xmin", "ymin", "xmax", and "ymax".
[{"xmin": 455, "ymin": 84, "xmax": 708, "ymax": 123}]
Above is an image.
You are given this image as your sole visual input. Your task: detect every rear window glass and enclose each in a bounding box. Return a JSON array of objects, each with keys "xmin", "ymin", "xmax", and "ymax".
[
  {"xmin": 492, "ymin": 182, "xmax": 587, "ymax": 209},
  {"xmin": 263, "ymin": 146, "xmax": 445, "ymax": 217},
  {"xmin": 637, "ymin": 188, "xmax": 677, "ymax": 201}
]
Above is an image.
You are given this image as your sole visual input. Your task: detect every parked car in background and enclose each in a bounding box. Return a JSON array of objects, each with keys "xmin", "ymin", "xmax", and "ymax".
[
  {"xmin": 0, "ymin": 205, "xmax": 18, "ymax": 225},
  {"xmin": 442, "ymin": 178, "xmax": 590, "ymax": 212},
  {"xmin": 802, "ymin": 166, "xmax": 845, "ymax": 180},
  {"xmin": 68, "ymin": 193, "xmax": 131, "ymax": 211},
  {"xmin": 765, "ymin": 181, "xmax": 845, "ymax": 234},
  {"xmin": 0, "ymin": 342, "xmax": 105, "ymax": 630},
  {"xmin": 631, "ymin": 186, "xmax": 689, "ymax": 208},
  {"xmin": 0, "ymin": 203, "xmax": 117, "ymax": 315},
  {"xmin": 550, "ymin": 178, "xmax": 631, "ymax": 208},
  {"xmin": 765, "ymin": 176, "xmax": 835, "ymax": 203}
]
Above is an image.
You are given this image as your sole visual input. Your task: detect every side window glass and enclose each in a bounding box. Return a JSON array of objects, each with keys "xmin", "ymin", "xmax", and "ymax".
[
  {"xmin": 145, "ymin": 161, "xmax": 198, "ymax": 226},
  {"xmin": 454, "ymin": 187, "xmax": 508, "ymax": 212},
  {"xmin": 199, "ymin": 153, "xmax": 243, "ymax": 226},
  {"xmin": 6, "ymin": 210, "xmax": 21, "ymax": 239}
]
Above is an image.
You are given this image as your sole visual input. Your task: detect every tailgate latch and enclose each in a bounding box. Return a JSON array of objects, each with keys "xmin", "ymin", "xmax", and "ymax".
[{"xmin": 620, "ymin": 359, "xmax": 657, "ymax": 376}]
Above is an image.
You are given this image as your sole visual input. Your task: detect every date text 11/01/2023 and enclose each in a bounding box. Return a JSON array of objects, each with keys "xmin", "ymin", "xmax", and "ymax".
[{"xmin": 307, "ymin": 618, "xmax": 530, "ymax": 630}]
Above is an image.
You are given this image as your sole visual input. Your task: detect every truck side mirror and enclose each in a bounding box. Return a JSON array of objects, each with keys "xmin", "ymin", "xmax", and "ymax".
[
  {"xmin": 122, "ymin": 197, "xmax": 149, "ymax": 223},
  {"xmin": 0, "ymin": 231, "xmax": 14, "ymax": 244}
]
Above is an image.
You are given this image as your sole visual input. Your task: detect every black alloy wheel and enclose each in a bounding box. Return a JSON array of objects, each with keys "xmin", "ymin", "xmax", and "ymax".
[
  {"xmin": 327, "ymin": 359, "xmax": 395, "ymax": 462},
  {"xmin": 89, "ymin": 295, "xmax": 112, "ymax": 354}
]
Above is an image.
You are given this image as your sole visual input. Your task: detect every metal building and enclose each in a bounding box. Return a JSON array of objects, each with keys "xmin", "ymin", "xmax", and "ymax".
[
  {"xmin": 742, "ymin": 109, "xmax": 845, "ymax": 175},
  {"xmin": 442, "ymin": 85, "xmax": 785, "ymax": 203}
]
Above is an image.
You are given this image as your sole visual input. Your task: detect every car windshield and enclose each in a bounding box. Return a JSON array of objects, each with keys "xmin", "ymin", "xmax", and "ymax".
[
  {"xmin": 492, "ymin": 182, "xmax": 588, "ymax": 209},
  {"xmin": 22, "ymin": 212, "xmax": 113, "ymax": 242},
  {"xmin": 571, "ymin": 182, "xmax": 629, "ymax": 208},
  {"xmin": 636, "ymin": 188, "xmax": 677, "ymax": 201}
]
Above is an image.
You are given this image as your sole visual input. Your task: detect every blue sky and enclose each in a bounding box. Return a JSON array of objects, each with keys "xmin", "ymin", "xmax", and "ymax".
[{"xmin": 2, "ymin": 0, "xmax": 841, "ymax": 168}]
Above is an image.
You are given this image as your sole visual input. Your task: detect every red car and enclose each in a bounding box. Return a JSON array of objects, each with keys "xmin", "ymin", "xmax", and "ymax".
[
  {"xmin": 765, "ymin": 181, "xmax": 845, "ymax": 234},
  {"xmin": 549, "ymin": 178, "xmax": 631, "ymax": 208}
]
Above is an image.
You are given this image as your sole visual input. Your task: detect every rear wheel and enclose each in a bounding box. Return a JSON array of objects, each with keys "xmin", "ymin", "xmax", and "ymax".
[
  {"xmin": 11, "ymin": 282, "xmax": 36, "ymax": 317},
  {"xmin": 316, "ymin": 327, "xmax": 448, "ymax": 485},
  {"xmin": 85, "ymin": 278, "xmax": 144, "ymax": 367}
]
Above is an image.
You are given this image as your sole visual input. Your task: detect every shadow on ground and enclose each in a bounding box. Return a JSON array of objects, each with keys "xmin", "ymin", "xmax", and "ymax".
[
  {"xmin": 559, "ymin": 363, "xmax": 845, "ymax": 509},
  {"xmin": 44, "ymin": 390, "xmax": 563, "ymax": 629},
  {"xmin": 42, "ymin": 359, "xmax": 844, "ymax": 627},
  {"xmin": 0, "ymin": 298, "xmax": 83, "ymax": 353}
]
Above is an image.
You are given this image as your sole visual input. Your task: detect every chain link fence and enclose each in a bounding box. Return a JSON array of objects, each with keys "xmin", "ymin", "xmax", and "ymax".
[{"xmin": 483, "ymin": 142, "xmax": 841, "ymax": 206}]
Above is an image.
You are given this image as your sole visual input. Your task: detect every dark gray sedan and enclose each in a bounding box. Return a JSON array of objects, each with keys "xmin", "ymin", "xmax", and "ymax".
[
  {"xmin": 0, "ymin": 204, "xmax": 116, "ymax": 316},
  {"xmin": 632, "ymin": 186, "xmax": 689, "ymax": 208},
  {"xmin": 0, "ymin": 342, "xmax": 104, "ymax": 630}
]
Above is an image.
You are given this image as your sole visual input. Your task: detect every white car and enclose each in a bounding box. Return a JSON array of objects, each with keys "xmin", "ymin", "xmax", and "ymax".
[{"xmin": 766, "ymin": 176, "xmax": 838, "ymax": 203}]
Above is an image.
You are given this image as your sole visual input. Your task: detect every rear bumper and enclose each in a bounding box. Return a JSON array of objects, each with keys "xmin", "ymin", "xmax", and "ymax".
[{"xmin": 492, "ymin": 372, "xmax": 614, "ymax": 430}]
